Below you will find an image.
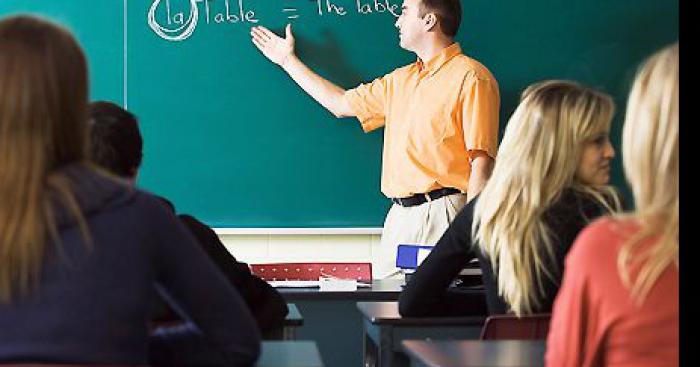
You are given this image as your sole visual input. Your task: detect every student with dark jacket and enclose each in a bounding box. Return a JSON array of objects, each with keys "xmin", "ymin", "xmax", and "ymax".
[
  {"xmin": 399, "ymin": 80, "xmax": 620, "ymax": 317},
  {"xmin": 88, "ymin": 100, "xmax": 288, "ymax": 334},
  {"xmin": 0, "ymin": 15, "xmax": 259, "ymax": 366}
]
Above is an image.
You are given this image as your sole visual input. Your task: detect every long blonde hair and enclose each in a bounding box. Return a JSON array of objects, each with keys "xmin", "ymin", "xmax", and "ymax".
[
  {"xmin": 472, "ymin": 80, "xmax": 620, "ymax": 316},
  {"xmin": 618, "ymin": 43, "xmax": 679, "ymax": 303},
  {"xmin": 0, "ymin": 16, "xmax": 90, "ymax": 302}
]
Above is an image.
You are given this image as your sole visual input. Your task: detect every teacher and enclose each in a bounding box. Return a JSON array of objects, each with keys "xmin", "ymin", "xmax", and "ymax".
[{"xmin": 251, "ymin": 0, "xmax": 499, "ymax": 278}]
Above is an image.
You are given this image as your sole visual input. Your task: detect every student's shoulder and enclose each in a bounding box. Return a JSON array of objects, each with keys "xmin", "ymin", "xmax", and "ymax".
[
  {"xmin": 567, "ymin": 217, "xmax": 639, "ymax": 270},
  {"xmin": 585, "ymin": 216, "xmax": 640, "ymax": 238},
  {"xmin": 126, "ymin": 188, "xmax": 177, "ymax": 219}
]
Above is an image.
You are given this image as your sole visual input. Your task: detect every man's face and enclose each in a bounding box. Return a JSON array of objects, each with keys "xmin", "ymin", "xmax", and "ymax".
[{"xmin": 395, "ymin": 0, "xmax": 428, "ymax": 51}]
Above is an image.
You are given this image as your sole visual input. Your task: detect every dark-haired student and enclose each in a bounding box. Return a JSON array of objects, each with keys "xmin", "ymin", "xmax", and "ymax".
[
  {"xmin": 0, "ymin": 15, "xmax": 259, "ymax": 366},
  {"xmin": 399, "ymin": 80, "xmax": 621, "ymax": 317},
  {"xmin": 250, "ymin": 0, "xmax": 499, "ymax": 280},
  {"xmin": 88, "ymin": 100, "xmax": 289, "ymax": 335}
]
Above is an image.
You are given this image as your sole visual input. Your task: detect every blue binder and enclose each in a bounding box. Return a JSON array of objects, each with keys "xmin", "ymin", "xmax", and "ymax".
[{"xmin": 396, "ymin": 244, "xmax": 435, "ymax": 269}]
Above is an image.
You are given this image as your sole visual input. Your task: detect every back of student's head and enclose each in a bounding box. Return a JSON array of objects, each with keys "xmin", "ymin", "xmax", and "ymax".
[
  {"xmin": 0, "ymin": 15, "xmax": 89, "ymax": 302},
  {"xmin": 619, "ymin": 42, "xmax": 678, "ymax": 302},
  {"xmin": 89, "ymin": 101, "xmax": 143, "ymax": 179},
  {"xmin": 473, "ymin": 80, "xmax": 619, "ymax": 315}
]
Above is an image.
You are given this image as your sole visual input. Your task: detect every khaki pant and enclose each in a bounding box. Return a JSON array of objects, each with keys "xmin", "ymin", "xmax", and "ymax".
[{"xmin": 374, "ymin": 193, "xmax": 469, "ymax": 279}]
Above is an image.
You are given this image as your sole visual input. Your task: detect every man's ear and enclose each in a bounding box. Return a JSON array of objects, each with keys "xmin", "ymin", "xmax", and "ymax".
[{"xmin": 423, "ymin": 13, "xmax": 438, "ymax": 31}]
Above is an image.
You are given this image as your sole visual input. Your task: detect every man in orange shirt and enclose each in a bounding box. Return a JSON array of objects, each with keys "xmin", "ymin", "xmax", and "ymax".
[{"xmin": 251, "ymin": 0, "xmax": 499, "ymax": 278}]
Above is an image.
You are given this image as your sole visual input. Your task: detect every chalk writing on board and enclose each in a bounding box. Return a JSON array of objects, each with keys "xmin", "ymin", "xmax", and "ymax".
[
  {"xmin": 148, "ymin": 0, "xmax": 199, "ymax": 41},
  {"xmin": 148, "ymin": 0, "xmax": 399, "ymax": 42},
  {"xmin": 318, "ymin": 0, "xmax": 347, "ymax": 16},
  {"xmin": 283, "ymin": 7, "xmax": 300, "ymax": 20},
  {"xmin": 148, "ymin": 0, "xmax": 259, "ymax": 41},
  {"xmin": 356, "ymin": 0, "xmax": 399, "ymax": 15}
]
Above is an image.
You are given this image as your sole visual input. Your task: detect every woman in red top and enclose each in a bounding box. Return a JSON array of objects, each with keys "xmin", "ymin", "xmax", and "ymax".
[{"xmin": 546, "ymin": 43, "xmax": 679, "ymax": 366}]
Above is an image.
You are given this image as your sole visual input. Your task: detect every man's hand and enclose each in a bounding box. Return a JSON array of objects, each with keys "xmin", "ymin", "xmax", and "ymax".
[
  {"xmin": 248, "ymin": 24, "xmax": 353, "ymax": 118},
  {"xmin": 250, "ymin": 24, "xmax": 295, "ymax": 66}
]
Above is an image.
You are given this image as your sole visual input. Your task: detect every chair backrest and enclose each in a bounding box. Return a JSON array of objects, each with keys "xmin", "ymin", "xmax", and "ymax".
[
  {"xmin": 479, "ymin": 313, "xmax": 551, "ymax": 340},
  {"xmin": 250, "ymin": 262, "xmax": 372, "ymax": 282}
]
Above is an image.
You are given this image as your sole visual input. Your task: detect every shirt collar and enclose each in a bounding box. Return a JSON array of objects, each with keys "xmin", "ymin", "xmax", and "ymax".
[{"xmin": 416, "ymin": 43, "xmax": 462, "ymax": 77}]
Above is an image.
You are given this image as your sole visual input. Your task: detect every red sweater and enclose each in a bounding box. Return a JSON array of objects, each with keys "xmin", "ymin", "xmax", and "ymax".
[{"xmin": 546, "ymin": 218, "xmax": 678, "ymax": 367}]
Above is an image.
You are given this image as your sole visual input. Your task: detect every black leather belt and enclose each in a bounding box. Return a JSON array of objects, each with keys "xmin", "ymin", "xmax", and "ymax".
[{"xmin": 391, "ymin": 187, "xmax": 461, "ymax": 207}]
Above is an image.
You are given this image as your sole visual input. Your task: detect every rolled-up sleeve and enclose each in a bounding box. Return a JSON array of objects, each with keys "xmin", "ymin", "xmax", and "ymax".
[
  {"xmin": 461, "ymin": 75, "xmax": 499, "ymax": 160},
  {"xmin": 343, "ymin": 75, "xmax": 389, "ymax": 132}
]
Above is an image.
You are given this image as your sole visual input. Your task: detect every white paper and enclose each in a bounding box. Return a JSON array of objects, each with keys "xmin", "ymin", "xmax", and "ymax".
[
  {"xmin": 319, "ymin": 278, "xmax": 358, "ymax": 291},
  {"xmin": 416, "ymin": 248, "xmax": 432, "ymax": 266},
  {"xmin": 268, "ymin": 280, "xmax": 320, "ymax": 288}
]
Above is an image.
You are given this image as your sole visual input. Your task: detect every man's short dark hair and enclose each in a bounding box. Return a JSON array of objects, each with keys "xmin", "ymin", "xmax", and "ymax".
[
  {"xmin": 88, "ymin": 101, "xmax": 143, "ymax": 178},
  {"xmin": 419, "ymin": 0, "xmax": 461, "ymax": 38}
]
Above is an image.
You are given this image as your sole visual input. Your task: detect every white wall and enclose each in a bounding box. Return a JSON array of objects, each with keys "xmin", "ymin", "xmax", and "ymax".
[{"xmin": 218, "ymin": 233, "xmax": 383, "ymax": 270}]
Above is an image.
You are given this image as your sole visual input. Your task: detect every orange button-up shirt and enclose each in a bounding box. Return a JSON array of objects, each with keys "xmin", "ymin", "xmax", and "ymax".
[{"xmin": 343, "ymin": 43, "xmax": 499, "ymax": 198}]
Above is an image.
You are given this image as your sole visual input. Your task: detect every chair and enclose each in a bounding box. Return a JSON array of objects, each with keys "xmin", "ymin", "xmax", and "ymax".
[
  {"xmin": 250, "ymin": 262, "xmax": 372, "ymax": 282},
  {"xmin": 479, "ymin": 313, "xmax": 551, "ymax": 340}
]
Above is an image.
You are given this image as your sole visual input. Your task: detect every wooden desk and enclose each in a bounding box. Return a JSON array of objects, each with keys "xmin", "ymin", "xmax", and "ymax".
[
  {"xmin": 257, "ymin": 341, "xmax": 324, "ymax": 367},
  {"xmin": 357, "ymin": 301, "xmax": 486, "ymax": 367},
  {"xmin": 402, "ymin": 340, "xmax": 545, "ymax": 367},
  {"xmin": 277, "ymin": 280, "xmax": 404, "ymax": 367}
]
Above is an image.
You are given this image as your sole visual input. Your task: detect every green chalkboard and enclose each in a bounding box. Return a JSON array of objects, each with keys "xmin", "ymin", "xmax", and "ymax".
[
  {"xmin": 0, "ymin": 0, "xmax": 124, "ymax": 104},
  {"xmin": 1, "ymin": 0, "xmax": 678, "ymax": 227}
]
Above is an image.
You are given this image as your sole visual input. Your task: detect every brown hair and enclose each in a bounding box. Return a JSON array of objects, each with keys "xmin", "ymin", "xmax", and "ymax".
[
  {"xmin": 0, "ymin": 15, "xmax": 90, "ymax": 302},
  {"xmin": 418, "ymin": 0, "xmax": 462, "ymax": 37}
]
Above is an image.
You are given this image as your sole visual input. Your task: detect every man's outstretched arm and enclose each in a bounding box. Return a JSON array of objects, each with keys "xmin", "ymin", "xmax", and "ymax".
[{"xmin": 251, "ymin": 24, "xmax": 355, "ymax": 118}]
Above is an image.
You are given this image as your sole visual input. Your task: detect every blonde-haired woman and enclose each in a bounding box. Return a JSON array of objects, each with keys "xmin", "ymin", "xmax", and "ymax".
[
  {"xmin": 399, "ymin": 80, "xmax": 620, "ymax": 317},
  {"xmin": 546, "ymin": 43, "xmax": 678, "ymax": 367},
  {"xmin": 0, "ymin": 16, "xmax": 260, "ymax": 365}
]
